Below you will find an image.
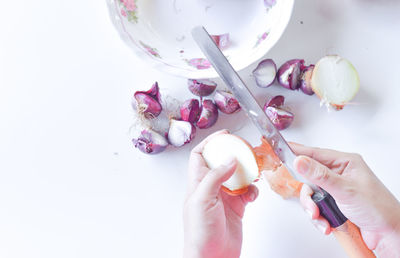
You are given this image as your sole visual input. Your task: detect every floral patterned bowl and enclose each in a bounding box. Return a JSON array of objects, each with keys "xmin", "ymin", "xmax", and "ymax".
[{"xmin": 106, "ymin": 0, "xmax": 294, "ymax": 78}]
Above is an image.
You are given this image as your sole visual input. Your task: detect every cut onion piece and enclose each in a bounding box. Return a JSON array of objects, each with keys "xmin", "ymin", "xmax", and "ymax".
[
  {"xmin": 277, "ymin": 59, "xmax": 305, "ymax": 90},
  {"xmin": 311, "ymin": 55, "xmax": 360, "ymax": 110},
  {"xmin": 202, "ymin": 134, "xmax": 260, "ymax": 195},
  {"xmin": 252, "ymin": 59, "xmax": 277, "ymax": 88}
]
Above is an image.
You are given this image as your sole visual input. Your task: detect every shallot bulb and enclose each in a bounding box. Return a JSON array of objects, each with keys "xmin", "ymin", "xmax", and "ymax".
[
  {"xmin": 299, "ymin": 65, "xmax": 315, "ymax": 96},
  {"xmin": 196, "ymin": 99, "xmax": 219, "ymax": 129},
  {"xmin": 188, "ymin": 79, "xmax": 217, "ymax": 97},
  {"xmin": 264, "ymin": 95, "xmax": 294, "ymax": 130},
  {"xmin": 277, "ymin": 59, "xmax": 305, "ymax": 90},
  {"xmin": 214, "ymin": 90, "xmax": 241, "ymax": 114},
  {"xmin": 133, "ymin": 129, "xmax": 168, "ymax": 154},
  {"xmin": 252, "ymin": 59, "xmax": 277, "ymax": 88},
  {"xmin": 134, "ymin": 82, "xmax": 162, "ymax": 118},
  {"xmin": 180, "ymin": 99, "xmax": 201, "ymax": 124},
  {"xmin": 168, "ymin": 119, "xmax": 196, "ymax": 147}
]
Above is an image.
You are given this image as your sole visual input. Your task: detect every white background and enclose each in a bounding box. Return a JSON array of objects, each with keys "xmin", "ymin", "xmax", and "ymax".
[{"xmin": 1, "ymin": 0, "xmax": 400, "ymax": 257}]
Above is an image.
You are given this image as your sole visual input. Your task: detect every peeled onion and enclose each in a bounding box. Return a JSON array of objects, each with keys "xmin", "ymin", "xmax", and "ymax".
[
  {"xmin": 202, "ymin": 134, "xmax": 260, "ymax": 195},
  {"xmin": 311, "ymin": 55, "xmax": 360, "ymax": 110}
]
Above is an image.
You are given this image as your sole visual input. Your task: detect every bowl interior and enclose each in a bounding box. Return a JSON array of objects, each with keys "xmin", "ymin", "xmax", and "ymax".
[{"xmin": 109, "ymin": 0, "xmax": 294, "ymax": 78}]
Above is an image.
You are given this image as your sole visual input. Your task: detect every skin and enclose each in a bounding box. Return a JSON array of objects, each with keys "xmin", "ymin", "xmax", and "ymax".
[
  {"xmin": 291, "ymin": 143, "xmax": 400, "ymax": 257},
  {"xmin": 183, "ymin": 130, "xmax": 258, "ymax": 258},
  {"xmin": 184, "ymin": 134, "xmax": 400, "ymax": 257}
]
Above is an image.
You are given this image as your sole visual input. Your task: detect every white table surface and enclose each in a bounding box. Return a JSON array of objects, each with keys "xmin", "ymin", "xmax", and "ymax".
[{"xmin": 1, "ymin": 0, "xmax": 400, "ymax": 257}]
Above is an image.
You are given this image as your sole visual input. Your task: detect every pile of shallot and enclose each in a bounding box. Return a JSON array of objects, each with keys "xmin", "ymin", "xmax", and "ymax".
[
  {"xmin": 132, "ymin": 80, "xmax": 241, "ymax": 155},
  {"xmin": 132, "ymin": 55, "xmax": 360, "ymax": 155}
]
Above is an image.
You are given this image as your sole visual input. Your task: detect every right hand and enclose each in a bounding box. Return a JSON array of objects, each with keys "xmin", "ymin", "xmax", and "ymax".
[{"xmin": 290, "ymin": 143, "xmax": 400, "ymax": 257}]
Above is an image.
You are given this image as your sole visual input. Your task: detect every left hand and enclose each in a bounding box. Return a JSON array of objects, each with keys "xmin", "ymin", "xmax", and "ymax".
[{"xmin": 183, "ymin": 130, "xmax": 259, "ymax": 258}]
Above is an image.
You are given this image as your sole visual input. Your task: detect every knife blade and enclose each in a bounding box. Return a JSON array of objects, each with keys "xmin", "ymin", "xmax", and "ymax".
[
  {"xmin": 191, "ymin": 26, "xmax": 376, "ymax": 258},
  {"xmin": 191, "ymin": 26, "xmax": 313, "ymax": 188}
]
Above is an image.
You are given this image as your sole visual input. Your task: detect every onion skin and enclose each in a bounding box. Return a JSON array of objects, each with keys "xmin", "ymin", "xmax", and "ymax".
[
  {"xmin": 264, "ymin": 106, "xmax": 294, "ymax": 130},
  {"xmin": 134, "ymin": 82, "xmax": 162, "ymax": 118},
  {"xmin": 180, "ymin": 99, "xmax": 201, "ymax": 124},
  {"xmin": 299, "ymin": 65, "xmax": 315, "ymax": 96},
  {"xmin": 214, "ymin": 90, "xmax": 241, "ymax": 114},
  {"xmin": 188, "ymin": 79, "xmax": 217, "ymax": 97},
  {"xmin": 277, "ymin": 59, "xmax": 305, "ymax": 90},
  {"xmin": 132, "ymin": 129, "xmax": 168, "ymax": 155},
  {"xmin": 252, "ymin": 59, "xmax": 277, "ymax": 88},
  {"xmin": 196, "ymin": 99, "xmax": 219, "ymax": 129},
  {"xmin": 168, "ymin": 119, "xmax": 196, "ymax": 147},
  {"xmin": 264, "ymin": 95, "xmax": 285, "ymax": 108}
]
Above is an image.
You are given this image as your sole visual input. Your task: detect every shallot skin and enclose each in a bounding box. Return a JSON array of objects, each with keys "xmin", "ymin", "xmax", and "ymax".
[
  {"xmin": 196, "ymin": 99, "xmax": 219, "ymax": 129},
  {"xmin": 214, "ymin": 90, "xmax": 241, "ymax": 114}
]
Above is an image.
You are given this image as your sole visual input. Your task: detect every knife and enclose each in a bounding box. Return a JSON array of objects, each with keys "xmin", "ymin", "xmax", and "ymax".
[{"xmin": 191, "ymin": 26, "xmax": 375, "ymax": 258}]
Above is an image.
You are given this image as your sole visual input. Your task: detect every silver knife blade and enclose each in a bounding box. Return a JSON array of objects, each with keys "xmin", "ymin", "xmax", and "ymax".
[{"xmin": 191, "ymin": 26, "xmax": 317, "ymax": 189}]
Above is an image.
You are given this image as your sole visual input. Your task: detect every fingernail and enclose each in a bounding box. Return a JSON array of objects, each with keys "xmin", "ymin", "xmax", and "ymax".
[
  {"xmin": 296, "ymin": 157, "xmax": 310, "ymax": 175},
  {"xmin": 305, "ymin": 208, "xmax": 313, "ymax": 219},
  {"xmin": 315, "ymin": 221, "xmax": 327, "ymax": 234}
]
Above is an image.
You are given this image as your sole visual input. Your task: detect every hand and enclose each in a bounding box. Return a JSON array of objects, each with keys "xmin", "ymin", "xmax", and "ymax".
[
  {"xmin": 183, "ymin": 130, "xmax": 259, "ymax": 258},
  {"xmin": 291, "ymin": 143, "xmax": 400, "ymax": 257}
]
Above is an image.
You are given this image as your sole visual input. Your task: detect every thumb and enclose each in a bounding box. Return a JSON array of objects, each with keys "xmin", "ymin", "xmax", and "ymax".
[
  {"xmin": 294, "ymin": 156, "xmax": 343, "ymax": 195},
  {"xmin": 196, "ymin": 158, "xmax": 237, "ymax": 199}
]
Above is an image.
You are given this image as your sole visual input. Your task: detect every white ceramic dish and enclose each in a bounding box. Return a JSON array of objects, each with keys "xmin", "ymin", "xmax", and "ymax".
[{"xmin": 107, "ymin": 0, "xmax": 294, "ymax": 78}]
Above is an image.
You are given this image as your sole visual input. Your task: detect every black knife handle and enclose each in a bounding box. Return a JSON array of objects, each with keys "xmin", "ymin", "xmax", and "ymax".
[{"xmin": 311, "ymin": 188, "xmax": 347, "ymax": 228}]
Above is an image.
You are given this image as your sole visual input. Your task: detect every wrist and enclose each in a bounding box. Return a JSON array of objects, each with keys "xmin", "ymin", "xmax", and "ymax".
[{"xmin": 376, "ymin": 206, "xmax": 400, "ymax": 257}]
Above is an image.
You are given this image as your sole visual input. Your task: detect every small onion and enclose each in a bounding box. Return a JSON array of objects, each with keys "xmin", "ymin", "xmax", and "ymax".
[
  {"xmin": 134, "ymin": 82, "xmax": 162, "ymax": 118},
  {"xmin": 277, "ymin": 59, "xmax": 305, "ymax": 90},
  {"xmin": 180, "ymin": 99, "xmax": 201, "ymax": 124},
  {"xmin": 265, "ymin": 106, "xmax": 294, "ymax": 131},
  {"xmin": 300, "ymin": 65, "xmax": 315, "ymax": 95},
  {"xmin": 252, "ymin": 59, "xmax": 277, "ymax": 88},
  {"xmin": 214, "ymin": 90, "xmax": 241, "ymax": 114},
  {"xmin": 211, "ymin": 34, "xmax": 230, "ymax": 50},
  {"xmin": 132, "ymin": 129, "xmax": 168, "ymax": 154},
  {"xmin": 196, "ymin": 99, "xmax": 219, "ymax": 129},
  {"xmin": 188, "ymin": 79, "xmax": 217, "ymax": 97},
  {"xmin": 168, "ymin": 119, "xmax": 196, "ymax": 147}
]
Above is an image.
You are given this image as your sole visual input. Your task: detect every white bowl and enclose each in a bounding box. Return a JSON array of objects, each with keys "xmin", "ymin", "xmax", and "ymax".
[{"xmin": 107, "ymin": 0, "xmax": 294, "ymax": 78}]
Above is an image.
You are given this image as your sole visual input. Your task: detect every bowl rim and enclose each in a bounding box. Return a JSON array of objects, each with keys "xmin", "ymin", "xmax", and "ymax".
[{"xmin": 106, "ymin": 0, "xmax": 295, "ymax": 79}]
